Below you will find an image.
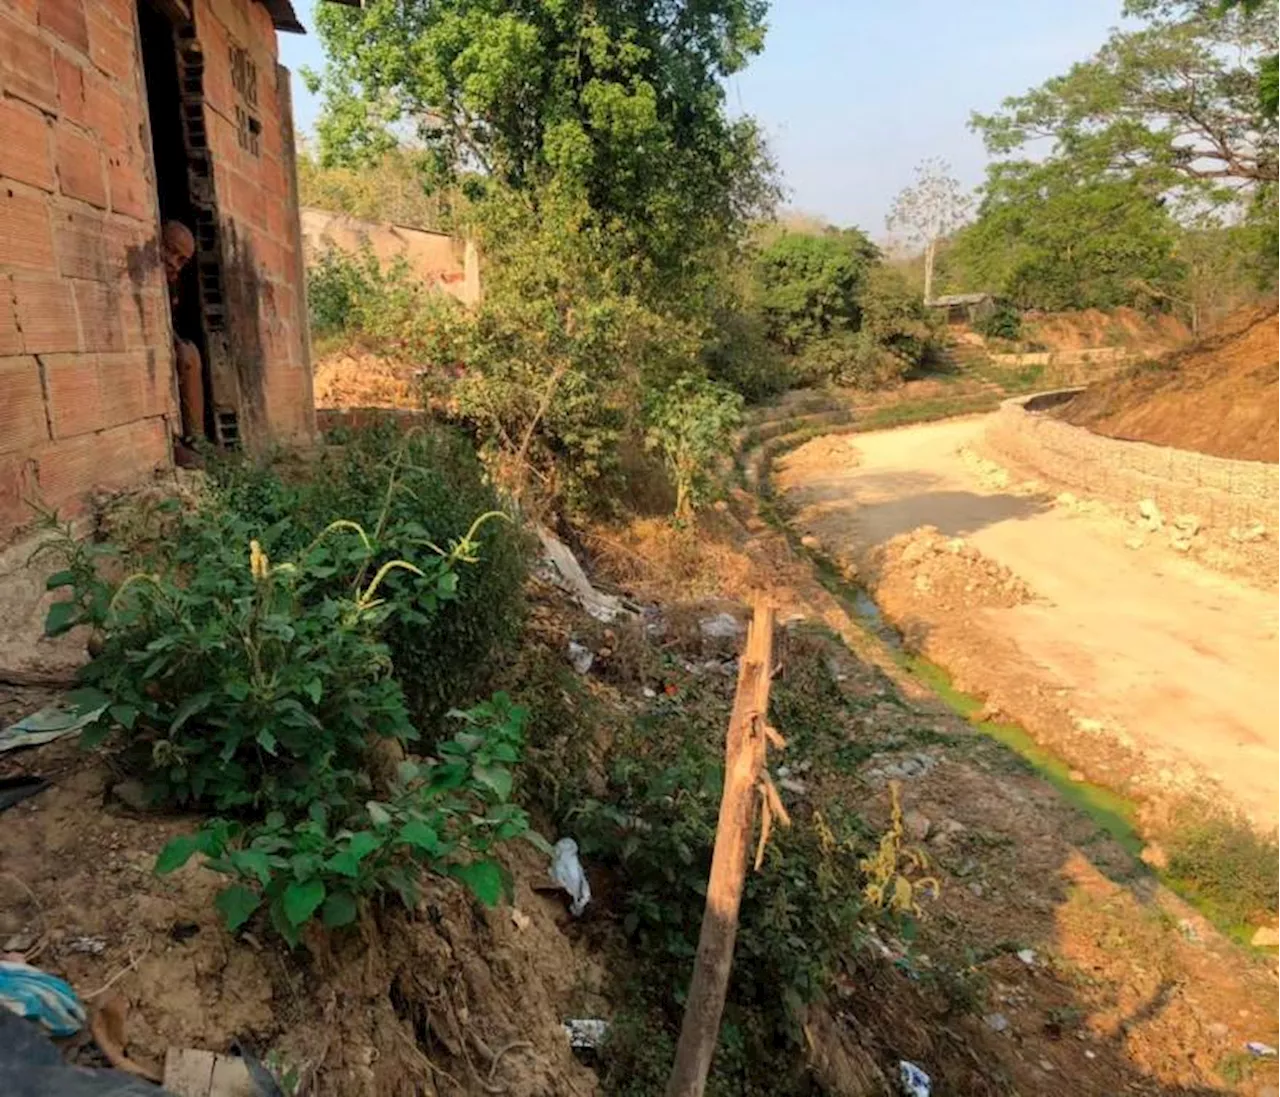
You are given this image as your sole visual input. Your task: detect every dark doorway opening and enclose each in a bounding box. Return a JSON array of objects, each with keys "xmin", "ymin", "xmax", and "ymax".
[{"xmin": 137, "ymin": 0, "xmax": 213, "ymax": 443}]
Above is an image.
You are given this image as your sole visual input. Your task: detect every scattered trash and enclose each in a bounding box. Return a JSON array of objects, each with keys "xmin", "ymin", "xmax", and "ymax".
[
  {"xmin": 0, "ymin": 1007, "xmax": 170, "ymax": 1094},
  {"xmin": 0, "ymin": 959, "xmax": 86, "ymax": 1036},
  {"xmin": 699, "ymin": 612, "xmax": 743, "ymax": 641},
  {"xmin": 549, "ymin": 838, "xmax": 591, "ymax": 916},
  {"xmin": 642, "ymin": 687, "xmax": 656, "ymax": 698},
  {"xmin": 984, "ymin": 1012, "xmax": 1009, "ymax": 1033},
  {"xmin": 164, "ymin": 1046, "xmax": 277, "ymax": 1096},
  {"xmin": 1016, "ymin": 948, "xmax": 1036, "ymax": 966},
  {"xmin": 1084, "ymin": 1050, "xmax": 1096, "ymax": 1060},
  {"xmin": 563, "ymin": 1018, "xmax": 609, "ymax": 1050},
  {"xmin": 1250, "ymin": 925, "xmax": 1279, "ymax": 948},
  {"xmin": 0, "ymin": 775, "xmax": 49, "ymax": 813},
  {"xmin": 1246, "ymin": 1042, "xmax": 1278, "ymax": 1058},
  {"xmin": 567, "ymin": 641, "xmax": 594, "ymax": 675},
  {"xmin": 898, "ymin": 1059, "xmax": 931, "ymax": 1096},
  {"xmin": 510, "ymin": 909, "xmax": 531, "ymax": 931},
  {"xmin": 67, "ymin": 936, "xmax": 108, "ymax": 955},
  {"xmin": 0, "ymin": 695, "xmax": 107, "ymax": 754},
  {"xmin": 536, "ymin": 528, "xmax": 626, "ymax": 623}
]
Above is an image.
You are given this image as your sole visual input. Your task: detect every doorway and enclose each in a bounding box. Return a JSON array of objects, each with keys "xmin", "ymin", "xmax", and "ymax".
[{"xmin": 136, "ymin": 0, "xmax": 215, "ymax": 443}]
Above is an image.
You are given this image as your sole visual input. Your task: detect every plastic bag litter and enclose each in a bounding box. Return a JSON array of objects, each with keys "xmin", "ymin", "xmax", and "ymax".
[
  {"xmin": 0, "ymin": 696, "xmax": 107, "ymax": 754},
  {"xmin": 898, "ymin": 1060, "xmax": 931, "ymax": 1097},
  {"xmin": 563, "ymin": 1019, "xmax": 609, "ymax": 1050},
  {"xmin": 550, "ymin": 838, "xmax": 591, "ymax": 916},
  {"xmin": 1246, "ymin": 1041, "xmax": 1277, "ymax": 1057},
  {"xmin": 0, "ymin": 961, "xmax": 86, "ymax": 1037}
]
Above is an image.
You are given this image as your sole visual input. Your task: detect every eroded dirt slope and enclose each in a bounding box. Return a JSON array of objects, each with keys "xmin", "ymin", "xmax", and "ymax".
[{"xmin": 1057, "ymin": 303, "xmax": 1279, "ymax": 463}]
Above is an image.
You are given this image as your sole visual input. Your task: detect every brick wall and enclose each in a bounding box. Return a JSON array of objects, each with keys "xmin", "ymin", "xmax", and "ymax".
[
  {"xmin": 984, "ymin": 394, "xmax": 1280, "ymax": 533},
  {"xmin": 0, "ymin": 0, "xmax": 174, "ymax": 535},
  {"xmin": 0, "ymin": 0, "xmax": 314, "ymax": 540},
  {"xmin": 195, "ymin": 0, "xmax": 313, "ymax": 444}
]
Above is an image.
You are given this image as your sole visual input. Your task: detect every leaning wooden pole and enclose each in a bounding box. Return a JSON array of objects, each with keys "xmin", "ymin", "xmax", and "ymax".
[{"xmin": 665, "ymin": 599, "xmax": 778, "ymax": 1097}]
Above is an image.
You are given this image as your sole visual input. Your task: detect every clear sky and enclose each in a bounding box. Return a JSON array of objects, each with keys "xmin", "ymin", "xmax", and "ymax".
[{"xmin": 277, "ymin": 0, "xmax": 1128, "ymax": 235}]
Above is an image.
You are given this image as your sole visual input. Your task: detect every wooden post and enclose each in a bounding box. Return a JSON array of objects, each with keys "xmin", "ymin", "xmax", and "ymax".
[{"xmin": 665, "ymin": 599, "xmax": 777, "ymax": 1097}]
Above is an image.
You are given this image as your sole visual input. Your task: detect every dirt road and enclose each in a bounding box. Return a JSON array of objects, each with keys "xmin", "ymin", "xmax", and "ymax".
[{"xmin": 776, "ymin": 415, "xmax": 1280, "ymax": 829}]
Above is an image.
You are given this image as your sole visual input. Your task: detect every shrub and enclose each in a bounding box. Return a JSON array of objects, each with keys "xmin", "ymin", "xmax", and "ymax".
[
  {"xmin": 45, "ymin": 506, "xmax": 469, "ymax": 812},
  {"xmin": 306, "ymin": 244, "xmax": 457, "ymax": 365},
  {"xmin": 208, "ymin": 422, "xmax": 527, "ymax": 730},
  {"xmin": 702, "ymin": 308, "xmax": 793, "ymax": 404},
  {"xmin": 1164, "ymin": 805, "xmax": 1279, "ymax": 927},
  {"xmin": 644, "ymin": 375, "xmax": 744, "ymax": 519},
  {"xmin": 156, "ymin": 693, "xmax": 537, "ymax": 945},
  {"xmin": 974, "ymin": 301, "xmax": 1022, "ymax": 341},
  {"xmin": 798, "ymin": 330, "xmax": 910, "ymax": 390}
]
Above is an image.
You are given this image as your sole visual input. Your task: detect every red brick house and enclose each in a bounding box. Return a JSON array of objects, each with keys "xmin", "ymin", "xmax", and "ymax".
[{"xmin": 0, "ymin": 0, "xmax": 315, "ymax": 537}]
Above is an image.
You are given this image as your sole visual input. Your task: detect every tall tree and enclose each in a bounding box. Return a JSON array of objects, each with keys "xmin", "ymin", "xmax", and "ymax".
[
  {"xmin": 943, "ymin": 159, "xmax": 1185, "ymax": 311},
  {"xmin": 306, "ymin": 0, "xmax": 777, "ymax": 304},
  {"xmin": 971, "ymin": 0, "xmax": 1278, "ymax": 199},
  {"xmin": 886, "ymin": 159, "xmax": 972, "ymax": 303}
]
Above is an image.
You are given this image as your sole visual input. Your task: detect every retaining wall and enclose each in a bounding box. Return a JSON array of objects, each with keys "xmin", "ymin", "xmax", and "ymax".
[{"xmin": 984, "ymin": 393, "xmax": 1279, "ymax": 533}]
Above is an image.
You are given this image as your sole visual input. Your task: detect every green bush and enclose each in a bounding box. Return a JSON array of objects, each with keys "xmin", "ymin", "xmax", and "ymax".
[
  {"xmin": 156, "ymin": 693, "xmax": 535, "ymax": 945},
  {"xmin": 209, "ymin": 422, "xmax": 527, "ymax": 729},
  {"xmin": 1164, "ymin": 806, "xmax": 1279, "ymax": 927},
  {"xmin": 974, "ymin": 302, "xmax": 1022, "ymax": 341},
  {"xmin": 644, "ymin": 374, "xmax": 744, "ymax": 518},
  {"xmin": 306, "ymin": 244, "xmax": 456, "ymax": 364},
  {"xmin": 798, "ymin": 330, "xmax": 910, "ymax": 391}
]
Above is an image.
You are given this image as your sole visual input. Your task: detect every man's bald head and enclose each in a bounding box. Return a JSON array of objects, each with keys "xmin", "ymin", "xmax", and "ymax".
[{"xmin": 161, "ymin": 221, "xmax": 195, "ymax": 283}]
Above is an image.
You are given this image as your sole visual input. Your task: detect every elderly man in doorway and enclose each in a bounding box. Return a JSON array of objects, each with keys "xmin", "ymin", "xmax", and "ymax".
[{"xmin": 160, "ymin": 221, "xmax": 205, "ymax": 468}]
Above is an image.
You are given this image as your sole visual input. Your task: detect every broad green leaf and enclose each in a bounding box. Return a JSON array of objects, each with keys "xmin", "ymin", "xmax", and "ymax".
[
  {"xmin": 303, "ymin": 678, "xmax": 322, "ymax": 704},
  {"xmin": 44, "ymin": 600, "xmax": 78, "ymax": 637},
  {"xmin": 450, "ymin": 860, "xmax": 504, "ymax": 907},
  {"xmin": 324, "ymin": 850, "xmax": 360, "ymax": 878},
  {"xmin": 282, "ymin": 878, "xmax": 326, "ymax": 926},
  {"xmin": 230, "ymin": 848, "xmax": 273, "ymax": 887},
  {"xmin": 398, "ymin": 819, "xmax": 439, "ymax": 854},
  {"xmin": 347, "ymin": 831, "xmax": 381, "ymax": 860},
  {"xmin": 224, "ymin": 680, "xmax": 250, "ymax": 701},
  {"xmin": 155, "ymin": 835, "xmax": 200, "ymax": 875},
  {"xmin": 108, "ymin": 703, "xmax": 139, "ymax": 730},
  {"xmin": 321, "ymin": 891, "xmax": 359, "ymax": 928},
  {"xmin": 215, "ymin": 885, "xmax": 261, "ymax": 932},
  {"xmin": 472, "ymin": 765, "xmax": 512, "ymax": 803},
  {"xmin": 170, "ymin": 691, "xmax": 212, "ymax": 733},
  {"xmin": 256, "ymin": 728, "xmax": 278, "ymax": 755},
  {"xmin": 44, "ymin": 570, "xmax": 76, "ymax": 591}
]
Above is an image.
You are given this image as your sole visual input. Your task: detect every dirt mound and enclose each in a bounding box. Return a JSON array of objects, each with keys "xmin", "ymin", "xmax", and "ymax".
[
  {"xmin": 1057, "ymin": 303, "xmax": 1279, "ymax": 463},
  {"xmin": 313, "ymin": 348, "xmax": 421, "ymax": 410},
  {"xmin": 869, "ymin": 526, "xmax": 1032, "ymax": 617},
  {"xmin": 1024, "ymin": 307, "xmax": 1190, "ymax": 354}
]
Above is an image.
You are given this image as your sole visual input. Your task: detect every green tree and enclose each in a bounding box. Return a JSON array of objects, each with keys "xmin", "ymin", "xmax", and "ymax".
[
  {"xmin": 307, "ymin": 0, "xmax": 776, "ymax": 301},
  {"xmin": 754, "ymin": 229, "xmax": 880, "ymax": 354},
  {"xmin": 644, "ymin": 374, "xmax": 744, "ymax": 519},
  {"xmin": 971, "ymin": 0, "xmax": 1278, "ymax": 198},
  {"xmin": 942, "ymin": 161, "xmax": 1186, "ymax": 310}
]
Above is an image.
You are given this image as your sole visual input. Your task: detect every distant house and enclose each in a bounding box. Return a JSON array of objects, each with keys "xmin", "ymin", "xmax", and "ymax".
[
  {"xmin": 1, "ymin": 0, "xmax": 315, "ymax": 538},
  {"xmin": 927, "ymin": 293, "xmax": 996, "ymax": 325}
]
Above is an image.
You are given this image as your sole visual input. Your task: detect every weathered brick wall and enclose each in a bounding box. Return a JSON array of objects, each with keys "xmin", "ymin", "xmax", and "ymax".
[
  {"xmin": 196, "ymin": 0, "xmax": 313, "ymax": 444},
  {"xmin": 0, "ymin": 0, "xmax": 174, "ymax": 535},
  {"xmin": 0, "ymin": 0, "xmax": 314, "ymax": 541},
  {"xmin": 985, "ymin": 394, "xmax": 1280, "ymax": 532}
]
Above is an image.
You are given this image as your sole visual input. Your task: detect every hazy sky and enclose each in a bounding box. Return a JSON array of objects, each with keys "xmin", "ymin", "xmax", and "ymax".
[{"xmin": 278, "ymin": 0, "xmax": 1128, "ymax": 234}]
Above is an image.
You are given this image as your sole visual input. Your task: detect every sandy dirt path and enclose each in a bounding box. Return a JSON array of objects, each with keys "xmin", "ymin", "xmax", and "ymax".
[{"xmin": 776, "ymin": 415, "xmax": 1280, "ymax": 829}]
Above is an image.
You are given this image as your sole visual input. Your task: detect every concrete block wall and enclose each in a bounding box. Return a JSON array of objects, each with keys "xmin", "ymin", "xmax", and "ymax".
[
  {"xmin": 0, "ymin": 0, "xmax": 175, "ymax": 534},
  {"xmin": 985, "ymin": 395, "xmax": 1280, "ymax": 533}
]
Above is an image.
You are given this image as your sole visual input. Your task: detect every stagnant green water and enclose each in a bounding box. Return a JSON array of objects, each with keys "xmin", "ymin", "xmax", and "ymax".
[
  {"xmin": 846, "ymin": 587, "xmax": 1142, "ymax": 856},
  {"xmin": 835, "ymin": 561, "xmax": 1261, "ymax": 945}
]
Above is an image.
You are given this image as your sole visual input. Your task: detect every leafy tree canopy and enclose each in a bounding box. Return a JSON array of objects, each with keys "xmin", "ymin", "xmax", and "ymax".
[
  {"xmin": 971, "ymin": 0, "xmax": 1278, "ymax": 201},
  {"xmin": 307, "ymin": 0, "xmax": 777, "ymax": 297},
  {"xmin": 942, "ymin": 159, "xmax": 1186, "ymax": 311},
  {"xmin": 754, "ymin": 229, "xmax": 880, "ymax": 354}
]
